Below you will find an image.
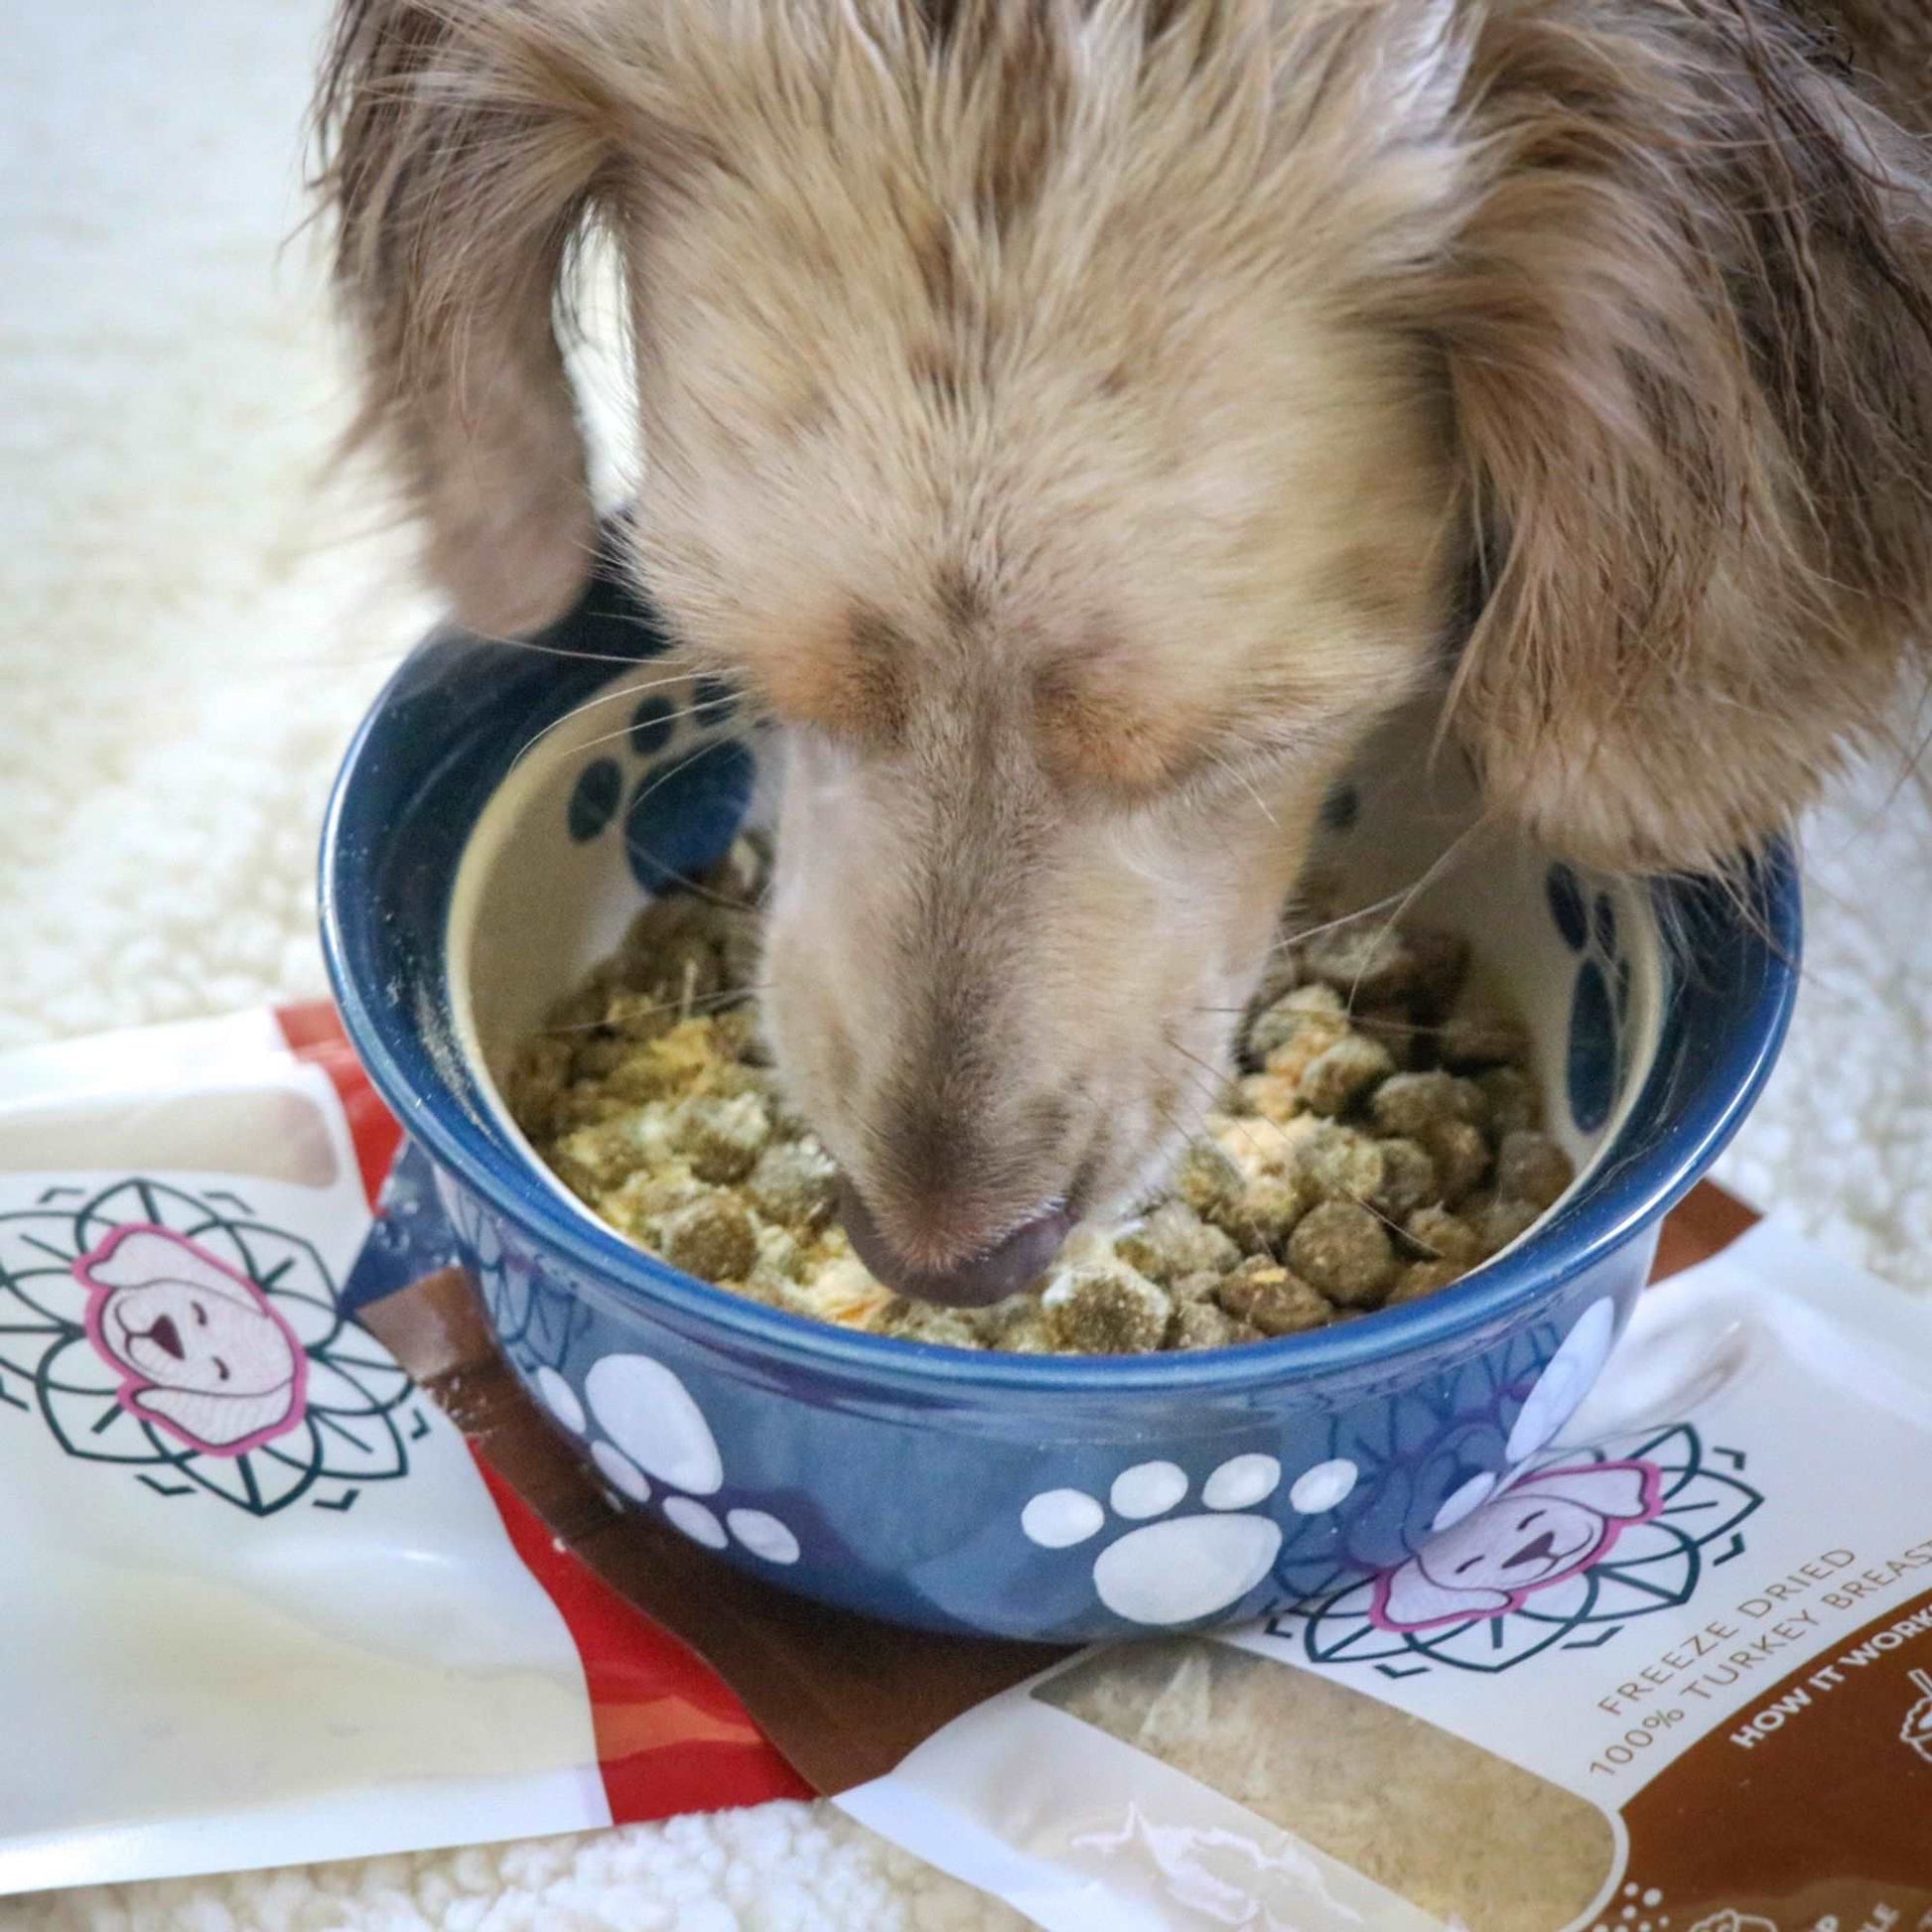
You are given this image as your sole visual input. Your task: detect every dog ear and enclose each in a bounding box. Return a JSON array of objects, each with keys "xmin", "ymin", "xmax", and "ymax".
[
  {"xmin": 1514, "ymin": 1461, "xmax": 1657, "ymax": 1522},
  {"xmin": 1376, "ymin": 1558, "xmax": 1513, "ymax": 1631},
  {"xmin": 77, "ymin": 1227, "xmax": 256, "ymax": 1306},
  {"xmin": 1432, "ymin": 0, "xmax": 1932, "ymax": 874},
  {"xmin": 314, "ymin": 0, "xmax": 621, "ymax": 635}
]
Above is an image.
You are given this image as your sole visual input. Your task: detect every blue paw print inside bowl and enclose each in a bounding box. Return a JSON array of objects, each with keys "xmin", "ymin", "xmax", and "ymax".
[{"xmin": 563, "ymin": 674, "xmax": 754, "ymax": 894}]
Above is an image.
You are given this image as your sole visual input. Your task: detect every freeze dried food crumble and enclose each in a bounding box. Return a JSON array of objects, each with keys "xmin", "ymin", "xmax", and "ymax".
[{"xmin": 507, "ymin": 838, "xmax": 1573, "ymax": 1354}]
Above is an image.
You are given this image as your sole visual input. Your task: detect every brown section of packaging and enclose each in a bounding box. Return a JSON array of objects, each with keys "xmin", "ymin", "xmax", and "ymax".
[
  {"xmin": 359, "ymin": 1180, "xmax": 1753, "ymax": 1799},
  {"xmin": 1618, "ymin": 1587, "xmax": 1932, "ymax": 1925}
]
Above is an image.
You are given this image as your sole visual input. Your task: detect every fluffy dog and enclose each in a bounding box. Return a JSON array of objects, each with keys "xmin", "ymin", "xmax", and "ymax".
[{"xmin": 317, "ymin": 0, "xmax": 1932, "ymax": 1302}]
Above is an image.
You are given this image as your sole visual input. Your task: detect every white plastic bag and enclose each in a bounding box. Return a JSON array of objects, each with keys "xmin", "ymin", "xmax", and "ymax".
[{"xmin": 0, "ymin": 1007, "xmax": 800, "ymax": 1894}]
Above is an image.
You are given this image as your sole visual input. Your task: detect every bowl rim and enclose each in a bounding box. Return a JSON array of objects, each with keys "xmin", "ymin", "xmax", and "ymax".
[{"xmin": 321, "ymin": 612, "xmax": 1800, "ymax": 1399}]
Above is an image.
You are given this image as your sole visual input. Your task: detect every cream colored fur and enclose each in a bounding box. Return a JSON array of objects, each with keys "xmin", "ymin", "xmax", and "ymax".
[{"xmin": 316, "ymin": 0, "xmax": 1932, "ymax": 1281}]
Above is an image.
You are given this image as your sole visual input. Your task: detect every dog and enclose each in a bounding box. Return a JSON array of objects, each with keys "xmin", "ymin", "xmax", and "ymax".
[{"xmin": 316, "ymin": 0, "xmax": 1932, "ymax": 1304}]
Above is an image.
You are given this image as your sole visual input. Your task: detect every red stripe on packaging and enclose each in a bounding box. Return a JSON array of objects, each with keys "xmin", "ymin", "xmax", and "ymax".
[
  {"xmin": 474, "ymin": 1455, "xmax": 813, "ymax": 1821},
  {"xmin": 274, "ymin": 1001, "xmax": 404, "ymax": 1209}
]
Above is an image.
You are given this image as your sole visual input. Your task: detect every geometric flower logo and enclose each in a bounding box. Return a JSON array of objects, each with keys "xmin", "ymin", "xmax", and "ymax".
[
  {"xmin": 1285, "ymin": 1423, "xmax": 1763, "ymax": 1676},
  {"xmin": 0, "ymin": 1176, "xmax": 424, "ymax": 1516}
]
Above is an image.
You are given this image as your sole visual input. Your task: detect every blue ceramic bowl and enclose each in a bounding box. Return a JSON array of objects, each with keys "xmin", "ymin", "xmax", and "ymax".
[{"xmin": 322, "ymin": 555, "xmax": 1798, "ymax": 1642}]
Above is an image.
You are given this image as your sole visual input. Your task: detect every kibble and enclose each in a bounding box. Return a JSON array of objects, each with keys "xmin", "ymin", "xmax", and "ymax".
[
  {"xmin": 1468, "ymin": 1192, "xmax": 1543, "ymax": 1258},
  {"xmin": 1214, "ymin": 1258, "xmax": 1332, "ymax": 1336},
  {"xmin": 1390, "ymin": 1258, "xmax": 1466, "ymax": 1304},
  {"xmin": 675, "ymin": 1092, "xmax": 770, "ymax": 1183},
  {"xmin": 1404, "ymin": 1204, "xmax": 1485, "ymax": 1268},
  {"xmin": 1494, "ymin": 1130, "xmax": 1576, "ymax": 1212},
  {"xmin": 745, "ymin": 1139, "xmax": 839, "ymax": 1232},
  {"xmin": 510, "ymin": 845, "xmax": 1567, "ymax": 1353},
  {"xmin": 1173, "ymin": 1139, "xmax": 1244, "ymax": 1217},
  {"xmin": 1370, "ymin": 1070, "xmax": 1481, "ymax": 1139},
  {"xmin": 1375, "ymin": 1138, "xmax": 1439, "ymax": 1220},
  {"xmin": 1210, "ymin": 1173, "xmax": 1310, "ymax": 1255},
  {"xmin": 1237, "ymin": 1071, "xmax": 1307, "ymax": 1127},
  {"xmin": 1248, "ymin": 983, "xmax": 1347, "ymax": 1073},
  {"xmin": 1419, "ymin": 1115, "xmax": 1491, "ymax": 1205},
  {"xmin": 1041, "ymin": 1263, "xmax": 1173, "ymax": 1354},
  {"xmin": 1114, "ymin": 1202, "xmax": 1243, "ymax": 1286},
  {"xmin": 1295, "ymin": 1121, "xmax": 1389, "ymax": 1204},
  {"xmin": 1171, "ymin": 1301, "xmax": 1265, "ymax": 1350},
  {"xmin": 1437, "ymin": 1005, "xmax": 1528, "ymax": 1070},
  {"xmin": 1298, "ymin": 1033, "xmax": 1397, "ymax": 1116},
  {"xmin": 1477, "ymin": 1064, "xmax": 1539, "ymax": 1138},
  {"xmin": 658, "ymin": 1193, "xmax": 758, "ymax": 1283},
  {"xmin": 1286, "ymin": 1199, "xmax": 1399, "ymax": 1308},
  {"xmin": 1299, "ymin": 923, "xmax": 1423, "ymax": 1006}
]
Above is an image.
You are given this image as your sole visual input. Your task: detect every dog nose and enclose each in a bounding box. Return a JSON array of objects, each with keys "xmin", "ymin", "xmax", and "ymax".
[{"xmin": 837, "ymin": 1178, "xmax": 1073, "ymax": 1309}]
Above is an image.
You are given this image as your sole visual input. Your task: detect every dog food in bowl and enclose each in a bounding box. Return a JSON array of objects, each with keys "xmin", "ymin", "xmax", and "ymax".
[{"xmin": 506, "ymin": 837, "xmax": 1572, "ymax": 1353}]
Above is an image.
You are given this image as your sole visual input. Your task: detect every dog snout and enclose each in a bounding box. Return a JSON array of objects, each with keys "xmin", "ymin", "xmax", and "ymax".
[
  {"xmin": 835, "ymin": 1070, "xmax": 1079, "ymax": 1296},
  {"xmin": 838, "ymin": 1177, "xmax": 1073, "ymax": 1309}
]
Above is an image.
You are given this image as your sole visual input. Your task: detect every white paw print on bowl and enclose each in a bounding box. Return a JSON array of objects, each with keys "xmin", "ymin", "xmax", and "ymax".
[
  {"xmin": 1022, "ymin": 1452, "xmax": 1360, "ymax": 1626},
  {"xmin": 1021, "ymin": 1300, "xmax": 1620, "ymax": 1627},
  {"xmin": 533, "ymin": 1354, "xmax": 800, "ymax": 1565}
]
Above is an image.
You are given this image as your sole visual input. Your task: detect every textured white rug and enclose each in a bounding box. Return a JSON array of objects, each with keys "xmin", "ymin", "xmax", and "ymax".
[{"xmin": 1, "ymin": 1, "xmax": 1925, "ymax": 1925}]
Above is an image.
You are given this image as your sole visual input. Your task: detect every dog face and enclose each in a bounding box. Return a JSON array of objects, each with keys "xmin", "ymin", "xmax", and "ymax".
[
  {"xmin": 76, "ymin": 1226, "xmax": 306, "ymax": 1455},
  {"xmin": 319, "ymin": 0, "xmax": 1932, "ymax": 1294},
  {"xmin": 636, "ymin": 158, "xmax": 1454, "ymax": 1273},
  {"xmin": 1371, "ymin": 1460, "xmax": 1662, "ymax": 1632}
]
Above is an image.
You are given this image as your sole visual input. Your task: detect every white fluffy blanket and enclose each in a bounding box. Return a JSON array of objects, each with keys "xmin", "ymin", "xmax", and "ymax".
[{"xmin": 1, "ymin": 2, "xmax": 1924, "ymax": 1925}]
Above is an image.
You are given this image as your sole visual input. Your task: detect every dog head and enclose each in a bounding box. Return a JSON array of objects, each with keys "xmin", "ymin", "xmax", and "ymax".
[
  {"xmin": 1371, "ymin": 1458, "xmax": 1662, "ymax": 1631},
  {"xmin": 318, "ymin": 0, "xmax": 1932, "ymax": 1298},
  {"xmin": 76, "ymin": 1226, "xmax": 307, "ymax": 1455}
]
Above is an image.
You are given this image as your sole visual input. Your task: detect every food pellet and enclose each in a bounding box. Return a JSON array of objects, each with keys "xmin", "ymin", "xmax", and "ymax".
[
  {"xmin": 1294, "ymin": 1120, "xmax": 1389, "ymax": 1204},
  {"xmin": 1494, "ymin": 1130, "xmax": 1575, "ymax": 1212},
  {"xmin": 658, "ymin": 1193, "xmax": 758, "ymax": 1283},
  {"xmin": 1375, "ymin": 1138, "xmax": 1438, "ymax": 1220},
  {"xmin": 1171, "ymin": 1301, "xmax": 1264, "ymax": 1350},
  {"xmin": 1113, "ymin": 1202, "xmax": 1242, "ymax": 1287},
  {"xmin": 1404, "ymin": 1204, "xmax": 1484, "ymax": 1268},
  {"xmin": 1468, "ymin": 1192, "xmax": 1543, "ymax": 1258},
  {"xmin": 1436, "ymin": 1005, "xmax": 1528, "ymax": 1069},
  {"xmin": 1419, "ymin": 1115, "xmax": 1491, "ymax": 1205},
  {"xmin": 1246, "ymin": 982, "xmax": 1347, "ymax": 1071},
  {"xmin": 1476, "ymin": 1064, "xmax": 1539, "ymax": 1138},
  {"xmin": 1040, "ymin": 1262, "xmax": 1173, "ymax": 1355},
  {"xmin": 1297, "ymin": 1033, "xmax": 1397, "ymax": 1116},
  {"xmin": 1285, "ymin": 1199, "xmax": 1398, "ymax": 1308},
  {"xmin": 745, "ymin": 1139, "xmax": 839, "ymax": 1231},
  {"xmin": 1215, "ymin": 1173, "xmax": 1310, "ymax": 1255},
  {"xmin": 1390, "ymin": 1258, "xmax": 1466, "ymax": 1304},
  {"xmin": 510, "ymin": 848, "xmax": 1570, "ymax": 1353},
  {"xmin": 1214, "ymin": 1258, "xmax": 1332, "ymax": 1336},
  {"xmin": 1369, "ymin": 1070, "xmax": 1480, "ymax": 1138}
]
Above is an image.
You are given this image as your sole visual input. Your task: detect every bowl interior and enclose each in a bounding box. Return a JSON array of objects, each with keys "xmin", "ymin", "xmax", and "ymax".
[{"xmin": 449, "ymin": 669, "xmax": 1662, "ymax": 1249}]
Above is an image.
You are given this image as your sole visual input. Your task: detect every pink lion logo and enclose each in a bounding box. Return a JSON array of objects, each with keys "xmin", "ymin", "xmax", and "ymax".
[
  {"xmin": 1369, "ymin": 1459, "xmax": 1665, "ymax": 1633},
  {"xmin": 74, "ymin": 1225, "xmax": 308, "ymax": 1457}
]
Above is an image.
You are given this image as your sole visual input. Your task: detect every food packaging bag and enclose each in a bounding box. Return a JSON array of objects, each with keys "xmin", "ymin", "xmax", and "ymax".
[
  {"xmin": 0, "ymin": 1005, "xmax": 804, "ymax": 1897},
  {"xmin": 18, "ymin": 996, "xmax": 1922, "ymax": 1930},
  {"xmin": 838, "ymin": 1218, "xmax": 1932, "ymax": 1930}
]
